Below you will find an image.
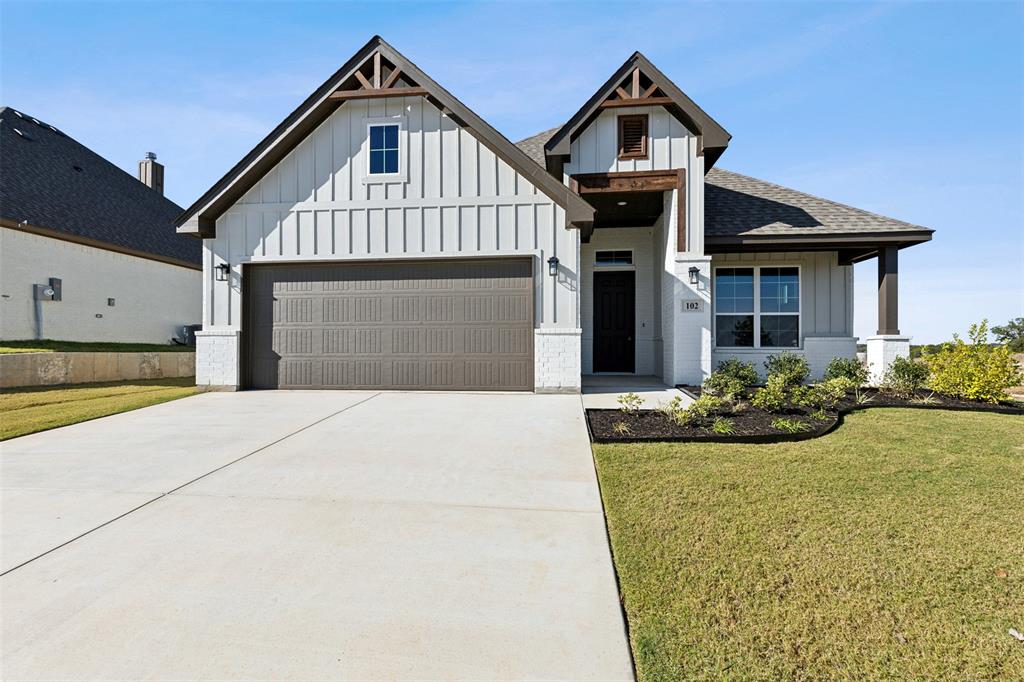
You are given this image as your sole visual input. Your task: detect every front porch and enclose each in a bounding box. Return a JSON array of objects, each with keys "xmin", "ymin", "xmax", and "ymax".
[{"xmin": 581, "ymin": 374, "xmax": 692, "ymax": 410}]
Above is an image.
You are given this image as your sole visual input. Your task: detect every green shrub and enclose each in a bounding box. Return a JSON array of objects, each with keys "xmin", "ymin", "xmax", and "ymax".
[
  {"xmin": 710, "ymin": 417, "xmax": 735, "ymax": 435},
  {"xmin": 751, "ymin": 374, "xmax": 788, "ymax": 413},
  {"xmin": 702, "ymin": 373, "xmax": 745, "ymax": 401},
  {"xmin": 679, "ymin": 395, "xmax": 724, "ymax": 426},
  {"xmin": 764, "ymin": 352, "xmax": 809, "ymax": 387},
  {"xmin": 617, "ymin": 392, "xmax": 644, "ymax": 414},
  {"xmin": 771, "ymin": 417, "xmax": 810, "ymax": 434},
  {"xmin": 881, "ymin": 356, "xmax": 929, "ymax": 399},
  {"xmin": 715, "ymin": 358, "xmax": 760, "ymax": 387},
  {"xmin": 823, "ymin": 357, "xmax": 869, "ymax": 386},
  {"xmin": 794, "ymin": 377, "xmax": 856, "ymax": 412},
  {"xmin": 923, "ymin": 321, "xmax": 1024, "ymax": 403}
]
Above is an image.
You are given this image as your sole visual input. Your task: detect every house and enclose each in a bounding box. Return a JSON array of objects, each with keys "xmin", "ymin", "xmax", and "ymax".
[
  {"xmin": 0, "ymin": 107, "xmax": 201, "ymax": 344},
  {"xmin": 176, "ymin": 37, "xmax": 931, "ymax": 392}
]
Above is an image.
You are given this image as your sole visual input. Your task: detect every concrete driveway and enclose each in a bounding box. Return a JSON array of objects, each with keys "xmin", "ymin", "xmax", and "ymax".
[{"xmin": 1, "ymin": 391, "xmax": 633, "ymax": 680}]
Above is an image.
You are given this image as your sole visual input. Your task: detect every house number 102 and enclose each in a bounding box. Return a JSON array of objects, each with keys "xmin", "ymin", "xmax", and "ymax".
[{"xmin": 682, "ymin": 300, "xmax": 703, "ymax": 312}]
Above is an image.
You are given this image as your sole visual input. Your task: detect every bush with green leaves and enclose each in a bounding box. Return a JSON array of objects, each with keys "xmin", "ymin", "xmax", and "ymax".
[
  {"xmin": 793, "ymin": 377, "xmax": 855, "ymax": 412},
  {"xmin": 678, "ymin": 394, "xmax": 724, "ymax": 427},
  {"xmin": 880, "ymin": 356, "xmax": 929, "ymax": 399},
  {"xmin": 751, "ymin": 374, "xmax": 788, "ymax": 413},
  {"xmin": 703, "ymin": 358, "xmax": 759, "ymax": 400},
  {"xmin": 710, "ymin": 417, "xmax": 735, "ymax": 435},
  {"xmin": 617, "ymin": 392, "xmax": 644, "ymax": 414},
  {"xmin": 923, "ymin": 320, "xmax": 1024, "ymax": 403},
  {"xmin": 823, "ymin": 357, "xmax": 869, "ymax": 386},
  {"xmin": 764, "ymin": 352, "xmax": 809, "ymax": 387},
  {"xmin": 771, "ymin": 417, "xmax": 810, "ymax": 434}
]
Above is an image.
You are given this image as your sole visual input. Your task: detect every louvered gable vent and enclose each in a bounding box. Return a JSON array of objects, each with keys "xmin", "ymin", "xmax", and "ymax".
[{"xmin": 618, "ymin": 114, "xmax": 648, "ymax": 160}]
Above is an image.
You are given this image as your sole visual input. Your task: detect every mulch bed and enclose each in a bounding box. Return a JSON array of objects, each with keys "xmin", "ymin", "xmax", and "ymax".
[{"xmin": 587, "ymin": 388, "xmax": 1024, "ymax": 443}]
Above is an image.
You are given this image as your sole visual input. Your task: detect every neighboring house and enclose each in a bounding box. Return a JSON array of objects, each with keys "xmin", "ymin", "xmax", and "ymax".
[
  {"xmin": 0, "ymin": 107, "xmax": 201, "ymax": 344},
  {"xmin": 177, "ymin": 37, "xmax": 931, "ymax": 391}
]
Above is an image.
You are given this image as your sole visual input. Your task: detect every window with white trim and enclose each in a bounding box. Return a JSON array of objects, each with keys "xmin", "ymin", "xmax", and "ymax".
[
  {"xmin": 368, "ymin": 123, "xmax": 399, "ymax": 175},
  {"xmin": 714, "ymin": 266, "xmax": 800, "ymax": 348}
]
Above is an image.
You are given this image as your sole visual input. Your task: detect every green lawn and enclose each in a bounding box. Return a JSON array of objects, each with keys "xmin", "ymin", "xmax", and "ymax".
[
  {"xmin": 1, "ymin": 378, "xmax": 198, "ymax": 440},
  {"xmin": 594, "ymin": 409, "xmax": 1024, "ymax": 680},
  {"xmin": 0, "ymin": 340, "xmax": 193, "ymax": 354}
]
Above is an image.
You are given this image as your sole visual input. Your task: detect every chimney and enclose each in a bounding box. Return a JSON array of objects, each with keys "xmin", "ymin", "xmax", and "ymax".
[{"xmin": 138, "ymin": 151, "xmax": 164, "ymax": 195}]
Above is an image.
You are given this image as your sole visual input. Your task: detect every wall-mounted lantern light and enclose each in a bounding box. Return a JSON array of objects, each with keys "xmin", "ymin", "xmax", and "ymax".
[
  {"xmin": 688, "ymin": 267, "xmax": 700, "ymax": 285},
  {"xmin": 547, "ymin": 256, "xmax": 560, "ymax": 277},
  {"xmin": 215, "ymin": 263, "xmax": 230, "ymax": 282}
]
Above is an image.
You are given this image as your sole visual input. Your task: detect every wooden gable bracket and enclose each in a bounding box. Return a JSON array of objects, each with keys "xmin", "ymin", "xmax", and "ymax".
[
  {"xmin": 329, "ymin": 51, "xmax": 428, "ymax": 101},
  {"xmin": 599, "ymin": 67, "xmax": 673, "ymax": 109}
]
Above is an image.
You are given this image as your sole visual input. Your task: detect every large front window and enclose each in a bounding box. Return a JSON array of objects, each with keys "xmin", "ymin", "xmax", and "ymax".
[{"xmin": 714, "ymin": 266, "xmax": 800, "ymax": 348}]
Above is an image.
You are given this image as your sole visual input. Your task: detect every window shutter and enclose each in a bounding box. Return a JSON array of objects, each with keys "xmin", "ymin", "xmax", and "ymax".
[{"xmin": 618, "ymin": 115, "xmax": 648, "ymax": 160}]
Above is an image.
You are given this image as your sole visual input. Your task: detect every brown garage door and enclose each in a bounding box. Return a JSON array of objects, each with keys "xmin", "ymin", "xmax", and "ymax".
[{"xmin": 244, "ymin": 259, "xmax": 534, "ymax": 390}]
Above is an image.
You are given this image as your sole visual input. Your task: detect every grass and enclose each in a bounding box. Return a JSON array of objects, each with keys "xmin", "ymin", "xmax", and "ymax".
[
  {"xmin": 594, "ymin": 409, "xmax": 1024, "ymax": 680},
  {"xmin": 0, "ymin": 340, "xmax": 193, "ymax": 354},
  {"xmin": 1, "ymin": 378, "xmax": 198, "ymax": 440}
]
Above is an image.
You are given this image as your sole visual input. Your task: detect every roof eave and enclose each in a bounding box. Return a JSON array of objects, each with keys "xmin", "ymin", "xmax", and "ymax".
[{"xmin": 705, "ymin": 229, "xmax": 934, "ymax": 252}]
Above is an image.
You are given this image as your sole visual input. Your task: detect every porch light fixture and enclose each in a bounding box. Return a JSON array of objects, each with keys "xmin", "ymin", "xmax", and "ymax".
[
  {"xmin": 616, "ymin": 200, "xmax": 628, "ymax": 206},
  {"xmin": 215, "ymin": 263, "xmax": 230, "ymax": 282},
  {"xmin": 688, "ymin": 267, "xmax": 699, "ymax": 284},
  {"xmin": 547, "ymin": 256, "xmax": 560, "ymax": 277}
]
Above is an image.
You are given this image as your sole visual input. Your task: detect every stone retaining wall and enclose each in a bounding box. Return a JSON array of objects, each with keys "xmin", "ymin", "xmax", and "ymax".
[{"xmin": 0, "ymin": 352, "xmax": 195, "ymax": 389}]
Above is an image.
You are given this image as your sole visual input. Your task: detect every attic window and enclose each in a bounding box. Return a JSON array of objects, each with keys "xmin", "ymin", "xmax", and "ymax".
[{"xmin": 618, "ymin": 114, "xmax": 648, "ymax": 160}]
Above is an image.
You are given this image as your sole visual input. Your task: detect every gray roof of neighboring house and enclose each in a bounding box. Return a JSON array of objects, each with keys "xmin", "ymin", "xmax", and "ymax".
[
  {"xmin": 0, "ymin": 107, "xmax": 200, "ymax": 266},
  {"xmin": 515, "ymin": 128, "xmax": 931, "ymax": 241}
]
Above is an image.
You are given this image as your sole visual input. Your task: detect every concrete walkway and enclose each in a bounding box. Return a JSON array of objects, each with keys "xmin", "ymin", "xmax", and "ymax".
[
  {"xmin": 582, "ymin": 374, "xmax": 693, "ymax": 410},
  {"xmin": 1, "ymin": 391, "xmax": 633, "ymax": 680}
]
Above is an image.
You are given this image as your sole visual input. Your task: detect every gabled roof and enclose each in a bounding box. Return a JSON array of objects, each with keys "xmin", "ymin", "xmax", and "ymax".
[
  {"xmin": 0, "ymin": 107, "xmax": 199, "ymax": 268},
  {"xmin": 543, "ymin": 53, "xmax": 732, "ymax": 170},
  {"xmin": 515, "ymin": 129, "xmax": 932, "ymax": 248},
  {"xmin": 176, "ymin": 36, "xmax": 595, "ymax": 237}
]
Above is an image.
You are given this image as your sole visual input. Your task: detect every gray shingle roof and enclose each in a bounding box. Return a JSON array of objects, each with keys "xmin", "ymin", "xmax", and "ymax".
[
  {"xmin": 0, "ymin": 107, "xmax": 200, "ymax": 265},
  {"xmin": 515, "ymin": 129, "xmax": 931, "ymax": 240}
]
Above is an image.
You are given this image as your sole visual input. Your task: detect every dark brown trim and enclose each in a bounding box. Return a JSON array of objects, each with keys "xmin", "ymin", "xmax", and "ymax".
[
  {"xmin": 176, "ymin": 36, "xmax": 594, "ymax": 237},
  {"xmin": 877, "ymin": 245, "xmax": 899, "ymax": 335},
  {"xmin": 1, "ymin": 218, "xmax": 202, "ymax": 271},
  {"xmin": 327, "ymin": 87, "xmax": 428, "ymax": 101},
  {"xmin": 573, "ymin": 169, "xmax": 677, "ymax": 193},
  {"xmin": 600, "ymin": 96, "xmax": 674, "ymax": 110},
  {"xmin": 617, "ymin": 114, "xmax": 648, "ymax": 160},
  {"xmin": 705, "ymin": 231, "xmax": 933, "ymax": 252}
]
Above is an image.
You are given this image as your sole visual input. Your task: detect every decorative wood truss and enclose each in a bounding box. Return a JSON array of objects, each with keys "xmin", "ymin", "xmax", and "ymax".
[
  {"xmin": 328, "ymin": 52, "xmax": 428, "ymax": 101},
  {"xmin": 598, "ymin": 67, "xmax": 673, "ymax": 109}
]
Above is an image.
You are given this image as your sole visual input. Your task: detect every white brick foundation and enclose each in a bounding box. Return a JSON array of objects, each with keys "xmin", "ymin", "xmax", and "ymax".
[
  {"xmin": 534, "ymin": 328, "xmax": 582, "ymax": 393},
  {"xmin": 865, "ymin": 335, "xmax": 911, "ymax": 386},
  {"xmin": 195, "ymin": 329, "xmax": 240, "ymax": 390}
]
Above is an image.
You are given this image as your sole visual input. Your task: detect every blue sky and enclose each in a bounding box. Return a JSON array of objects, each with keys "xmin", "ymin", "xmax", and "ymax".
[{"xmin": 2, "ymin": 0, "xmax": 1021, "ymax": 343}]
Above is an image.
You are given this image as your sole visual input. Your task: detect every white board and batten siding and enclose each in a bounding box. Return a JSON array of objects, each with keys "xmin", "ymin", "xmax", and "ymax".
[
  {"xmin": 562, "ymin": 106, "xmax": 705, "ymax": 255},
  {"xmin": 204, "ymin": 95, "xmax": 577, "ymax": 334}
]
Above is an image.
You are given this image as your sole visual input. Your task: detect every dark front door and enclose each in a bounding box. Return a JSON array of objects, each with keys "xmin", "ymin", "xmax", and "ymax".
[{"xmin": 593, "ymin": 271, "xmax": 635, "ymax": 373}]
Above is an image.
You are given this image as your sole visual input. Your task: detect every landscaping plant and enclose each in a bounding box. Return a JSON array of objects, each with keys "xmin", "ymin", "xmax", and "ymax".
[
  {"xmin": 710, "ymin": 417, "xmax": 735, "ymax": 435},
  {"xmin": 714, "ymin": 358, "xmax": 760, "ymax": 387},
  {"xmin": 770, "ymin": 417, "xmax": 810, "ymax": 433},
  {"xmin": 924, "ymin": 321, "xmax": 1024, "ymax": 403},
  {"xmin": 764, "ymin": 352, "xmax": 810, "ymax": 387},
  {"xmin": 880, "ymin": 356, "xmax": 929, "ymax": 399},
  {"xmin": 617, "ymin": 392, "xmax": 644, "ymax": 414},
  {"xmin": 751, "ymin": 374, "xmax": 788, "ymax": 413},
  {"xmin": 679, "ymin": 395, "xmax": 724, "ymax": 427},
  {"xmin": 823, "ymin": 356, "xmax": 869, "ymax": 386}
]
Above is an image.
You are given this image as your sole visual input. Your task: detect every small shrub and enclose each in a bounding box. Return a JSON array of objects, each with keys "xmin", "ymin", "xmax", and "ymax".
[
  {"xmin": 710, "ymin": 417, "xmax": 735, "ymax": 435},
  {"xmin": 764, "ymin": 352, "xmax": 810, "ymax": 387},
  {"xmin": 881, "ymin": 356, "xmax": 929, "ymax": 399},
  {"xmin": 715, "ymin": 358, "xmax": 760, "ymax": 388},
  {"xmin": 824, "ymin": 357, "xmax": 869, "ymax": 386},
  {"xmin": 751, "ymin": 374, "xmax": 788, "ymax": 413},
  {"xmin": 611, "ymin": 421, "xmax": 632, "ymax": 436},
  {"xmin": 771, "ymin": 417, "xmax": 810, "ymax": 434},
  {"xmin": 809, "ymin": 407, "xmax": 829, "ymax": 422},
  {"xmin": 855, "ymin": 390, "xmax": 874, "ymax": 406},
  {"xmin": 924, "ymin": 320, "xmax": 1024, "ymax": 403},
  {"xmin": 656, "ymin": 396, "xmax": 683, "ymax": 420},
  {"xmin": 796, "ymin": 377, "xmax": 856, "ymax": 412},
  {"xmin": 702, "ymin": 372, "xmax": 746, "ymax": 401},
  {"xmin": 910, "ymin": 392, "xmax": 940, "ymax": 406},
  {"xmin": 617, "ymin": 392, "xmax": 644, "ymax": 414},
  {"xmin": 679, "ymin": 395, "xmax": 724, "ymax": 426}
]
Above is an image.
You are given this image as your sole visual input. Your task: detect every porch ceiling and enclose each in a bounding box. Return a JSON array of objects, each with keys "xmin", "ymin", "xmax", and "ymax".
[{"xmin": 587, "ymin": 191, "xmax": 665, "ymax": 230}]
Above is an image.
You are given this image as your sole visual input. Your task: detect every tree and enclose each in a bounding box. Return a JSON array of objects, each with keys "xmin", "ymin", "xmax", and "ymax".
[{"xmin": 992, "ymin": 317, "xmax": 1024, "ymax": 352}]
